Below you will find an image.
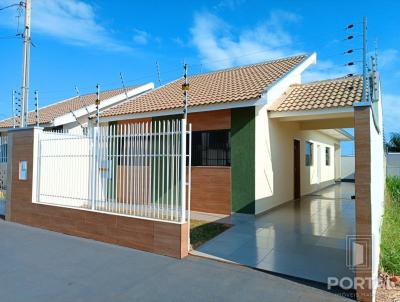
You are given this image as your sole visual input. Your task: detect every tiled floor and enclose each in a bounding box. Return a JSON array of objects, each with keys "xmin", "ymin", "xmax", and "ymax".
[{"xmin": 196, "ymin": 182, "xmax": 355, "ymax": 284}]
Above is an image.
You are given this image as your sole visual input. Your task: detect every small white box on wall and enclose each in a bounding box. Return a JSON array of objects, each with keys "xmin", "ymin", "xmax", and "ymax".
[{"xmin": 19, "ymin": 160, "xmax": 28, "ymax": 180}]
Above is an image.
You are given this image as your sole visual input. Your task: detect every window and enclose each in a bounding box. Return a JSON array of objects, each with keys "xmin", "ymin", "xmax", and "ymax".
[
  {"xmin": 191, "ymin": 130, "xmax": 230, "ymax": 166},
  {"xmin": 0, "ymin": 142, "xmax": 6, "ymax": 163},
  {"xmin": 305, "ymin": 141, "xmax": 313, "ymax": 166},
  {"xmin": 325, "ymin": 147, "xmax": 331, "ymax": 166}
]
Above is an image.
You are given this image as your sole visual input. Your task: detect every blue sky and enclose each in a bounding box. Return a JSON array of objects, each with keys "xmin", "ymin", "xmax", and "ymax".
[{"xmin": 0, "ymin": 0, "xmax": 399, "ymax": 155}]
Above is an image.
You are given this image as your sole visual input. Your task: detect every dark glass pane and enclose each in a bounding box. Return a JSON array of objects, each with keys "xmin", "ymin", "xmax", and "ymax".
[{"xmin": 191, "ymin": 130, "xmax": 230, "ymax": 167}]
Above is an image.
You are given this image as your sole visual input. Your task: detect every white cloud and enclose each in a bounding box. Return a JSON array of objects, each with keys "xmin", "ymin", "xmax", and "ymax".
[
  {"xmin": 0, "ymin": 0, "xmax": 129, "ymax": 51},
  {"xmin": 133, "ymin": 29, "xmax": 149, "ymax": 45},
  {"xmin": 190, "ymin": 10, "xmax": 301, "ymax": 70},
  {"xmin": 302, "ymin": 60, "xmax": 356, "ymax": 83},
  {"xmin": 379, "ymin": 48, "xmax": 399, "ymax": 69}
]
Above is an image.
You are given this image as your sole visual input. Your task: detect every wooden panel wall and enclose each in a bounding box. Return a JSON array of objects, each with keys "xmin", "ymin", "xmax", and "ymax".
[
  {"xmin": 354, "ymin": 106, "xmax": 373, "ymax": 302},
  {"xmin": 8, "ymin": 128, "xmax": 188, "ymax": 259},
  {"xmin": 188, "ymin": 110, "xmax": 232, "ymax": 214},
  {"xmin": 114, "ymin": 110, "xmax": 233, "ymax": 215},
  {"xmin": 190, "ymin": 167, "xmax": 231, "ymax": 215},
  {"xmin": 117, "ymin": 117, "xmax": 152, "ymax": 125},
  {"xmin": 188, "ymin": 109, "xmax": 231, "ymax": 131}
]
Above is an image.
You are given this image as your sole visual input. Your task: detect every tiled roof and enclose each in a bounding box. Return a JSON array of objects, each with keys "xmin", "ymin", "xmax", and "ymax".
[
  {"xmin": 101, "ymin": 54, "xmax": 308, "ymax": 118},
  {"xmin": 0, "ymin": 86, "xmax": 137, "ymax": 128},
  {"xmin": 269, "ymin": 76, "xmax": 363, "ymax": 112}
]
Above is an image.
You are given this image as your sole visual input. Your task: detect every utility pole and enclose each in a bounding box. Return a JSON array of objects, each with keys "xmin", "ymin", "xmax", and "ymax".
[
  {"xmin": 20, "ymin": 0, "xmax": 32, "ymax": 128},
  {"xmin": 361, "ymin": 16, "xmax": 368, "ymax": 103}
]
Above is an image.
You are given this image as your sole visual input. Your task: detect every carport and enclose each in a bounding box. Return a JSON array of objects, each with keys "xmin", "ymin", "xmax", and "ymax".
[
  {"xmin": 196, "ymin": 75, "xmax": 384, "ymax": 302},
  {"xmin": 197, "ymin": 182, "xmax": 355, "ymax": 283}
]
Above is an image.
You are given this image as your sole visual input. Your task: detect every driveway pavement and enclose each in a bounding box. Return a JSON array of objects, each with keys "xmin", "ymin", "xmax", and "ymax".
[
  {"xmin": 0, "ymin": 220, "xmax": 353, "ymax": 302},
  {"xmin": 196, "ymin": 182, "xmax": 355, "ymax": 283}
]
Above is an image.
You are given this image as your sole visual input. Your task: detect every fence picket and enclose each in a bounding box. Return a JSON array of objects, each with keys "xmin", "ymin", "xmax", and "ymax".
[{"xmin": 36, "ymin": 121, "xmax": 191, "ymax": 223}]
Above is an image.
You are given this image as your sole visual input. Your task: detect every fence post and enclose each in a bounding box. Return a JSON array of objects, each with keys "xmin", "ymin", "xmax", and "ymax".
[
  {"xmin": 91, "ymin": 127, "xmax": 98, "ymax": 210},
  {"xmin": 180, "ymin": 119, "xmax": 186, "ymax": 223},
  {"xmin": 187, "ymin": 123, "xmax": 192, "ymax": 248}
]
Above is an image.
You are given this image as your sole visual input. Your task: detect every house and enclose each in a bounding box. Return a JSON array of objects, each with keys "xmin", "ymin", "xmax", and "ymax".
[
  {"xmin": 3, "ymin": 52, "xmax": 384, "ymax": 302},
  {"xmin": 99, "ymin": 53, "xmax": 355, "ymax": 215},
  {"xmin": 0, "ymin": 83, "xmax": 154, "ymax": 135}
]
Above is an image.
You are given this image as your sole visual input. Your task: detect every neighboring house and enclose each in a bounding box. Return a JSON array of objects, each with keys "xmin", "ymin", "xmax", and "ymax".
[
  {"xmin": 0, "ymin": 83, "xmax": 154, "ymax": 135},
  {"xmin": 387, "ymin": 152, "xmax": 400, "ymax": 176},
  {"xmin": 99, "ymin": 53, "xmax": 356, "ymax": 215}
]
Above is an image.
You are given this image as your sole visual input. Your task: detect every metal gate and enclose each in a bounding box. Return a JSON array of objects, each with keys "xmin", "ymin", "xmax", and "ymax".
[{"xmin": 37, "ymin": 120, "xmax": 192, "ymax": 223}]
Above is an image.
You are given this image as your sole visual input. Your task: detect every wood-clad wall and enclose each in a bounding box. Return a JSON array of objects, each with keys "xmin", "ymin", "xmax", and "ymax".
[
  {"xmin": 117, "ymin": 109, "xmax": 233, "ymax": 215},
  {"xmin": 188, "ymin": 110, "xmax": 231, "ymax": 131},
  {"xmin": 190, "ymin": 110, "xmax": 232, "ymax": 214},
  {"xmin": 354, "ymin": 106, "xmax": 373, "ymax": 302},
  {"xmin": 8, "ymin": 128, "xmax": 188, "ymax": 259},
  {"xmin": 190, "ymin": 167, "xmax": 231, "ymax": 214}
]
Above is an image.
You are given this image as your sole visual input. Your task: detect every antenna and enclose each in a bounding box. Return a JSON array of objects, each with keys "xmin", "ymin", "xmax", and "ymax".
[
  {"xmin": 156, "ymin": 61, "xmax": 161, "ymax": 86},
  {"xmin": 34, "ymin": 90, "xmax": 39, "ymax": 126},
  {"xmin": 12, "ymin": 90, "xmax": 16, "ymax": 128},
  {"xmin": 182, "ymin": 63, "xmax": 189, "ymax": 120},
  {"xmin": 95, "ymin": 84, "xmax": 100, "ymax": 126},
  {"xmin": 119, "ymin": 72, "xmax": 128, "ymax": 98},
  {"xmin": 70, "ymin": 110, "xmax": 85, "ymax": 130}
]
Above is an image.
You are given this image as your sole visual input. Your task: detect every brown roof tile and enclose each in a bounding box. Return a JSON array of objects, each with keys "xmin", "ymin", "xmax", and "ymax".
[
  {"xmin": 269, "ymin": 76, "xmax": 363, "ymax": 112},
  {"xmin": 0, "ymin": 86, "xmax": 137, "ymax": 128},
  {"xmin": 101, "ymin": 55, "xmax": 308, "ymax": 118}
]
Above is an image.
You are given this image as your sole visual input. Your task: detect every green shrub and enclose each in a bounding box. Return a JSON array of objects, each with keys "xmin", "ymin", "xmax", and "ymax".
[
  {"xmin": 381, "ymin": 176, "xmax": 400, "ymax": 275},
  {"xmin": 386, "ymin": 176, "xmax": 400, "ymax": 204}
]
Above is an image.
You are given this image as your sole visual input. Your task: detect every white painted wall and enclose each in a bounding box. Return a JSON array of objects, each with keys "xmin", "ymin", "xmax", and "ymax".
[
  {"xmin": 254, "ymin": 53, "xmax": 342, "ymax": 214},
  {"xmin": 368, "ymin": 104, "xmax": 385, "ymax": 301},
  {"xmin": 255, "ymin": 107, "xmax": 340, "ymax": 214},
  {"xmin": 341, "ymin": 155, "xmax": 355, "ymax": 180}
]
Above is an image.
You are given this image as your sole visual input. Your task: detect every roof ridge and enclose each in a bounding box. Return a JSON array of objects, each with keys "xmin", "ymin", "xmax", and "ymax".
[
  {"xmin": 100, "ymin": 79, "xmax": 182, "ymax": 116},
  {"xmin": 0, "ymin": 86, "xmax": 140, "ymax": 125},
  {"xmin": 190, "ymin": 53, "xmax": 310, "ymax": 78}
]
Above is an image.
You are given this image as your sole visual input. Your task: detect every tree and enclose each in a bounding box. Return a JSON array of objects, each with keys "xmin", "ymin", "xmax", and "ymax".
[{"xmin": 386, "ymin": 132, "xmax": 400, "ymax": 152}]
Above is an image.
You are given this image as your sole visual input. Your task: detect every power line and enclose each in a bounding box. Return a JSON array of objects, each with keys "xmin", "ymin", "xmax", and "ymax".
[{"xmin": 0, "ymin": 3, "xmax": 21, "ymax": 11}]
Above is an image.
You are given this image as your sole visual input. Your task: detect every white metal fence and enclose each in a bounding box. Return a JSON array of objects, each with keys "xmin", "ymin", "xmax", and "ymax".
[
  {"xmin": 0, "ymin": 136, "xmax": 8, "ymax": 215},
  {"xmin": 37, "ymin": 120, "xmax": 191, "ymax": 223},
  {"xmin": 0, "ymin": 136, "xmax": 8, "ymax": 201},
  {"xmin": 387, "ymin": 153, "xmax": 400, "ymax": 177}
]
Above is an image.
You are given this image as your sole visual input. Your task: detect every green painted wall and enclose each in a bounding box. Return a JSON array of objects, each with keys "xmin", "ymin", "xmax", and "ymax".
[{"xmin": 231, "ymin": 107, "xmax": 256, "ymax": 214}]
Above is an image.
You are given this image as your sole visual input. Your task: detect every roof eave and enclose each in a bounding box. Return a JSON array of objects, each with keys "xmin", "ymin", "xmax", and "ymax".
[
  {"xmin": 100, "ymin": 97, "xmax": 263, "ymax": 123},
  {"xmin": 52, "ymin": 83, "xmax": 154, "ymax": 127}
]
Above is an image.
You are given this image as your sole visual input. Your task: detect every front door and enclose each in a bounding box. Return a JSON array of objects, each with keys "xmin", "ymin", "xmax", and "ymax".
[{"xmin": 293, "ymin": 139, "xmax": 300, "ymax": 199}]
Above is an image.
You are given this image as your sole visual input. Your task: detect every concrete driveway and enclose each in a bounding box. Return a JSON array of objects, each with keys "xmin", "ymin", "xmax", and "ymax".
[
  {"xmin": 196, "ymin": 182, "xmax": 355, "ymax": 284},
  {"xmin": 0, "ymin": 220, "xmax": 353, "ymax": 302}
]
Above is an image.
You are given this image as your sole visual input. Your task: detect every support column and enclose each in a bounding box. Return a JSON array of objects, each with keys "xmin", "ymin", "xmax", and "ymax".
[
  {"xmin": 6, "ymin": 127, "xmax": 42, "ymax": 222},
  {"xmin": 354, "ymin": 106, "xmax": 373, "ymax": 302}
]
